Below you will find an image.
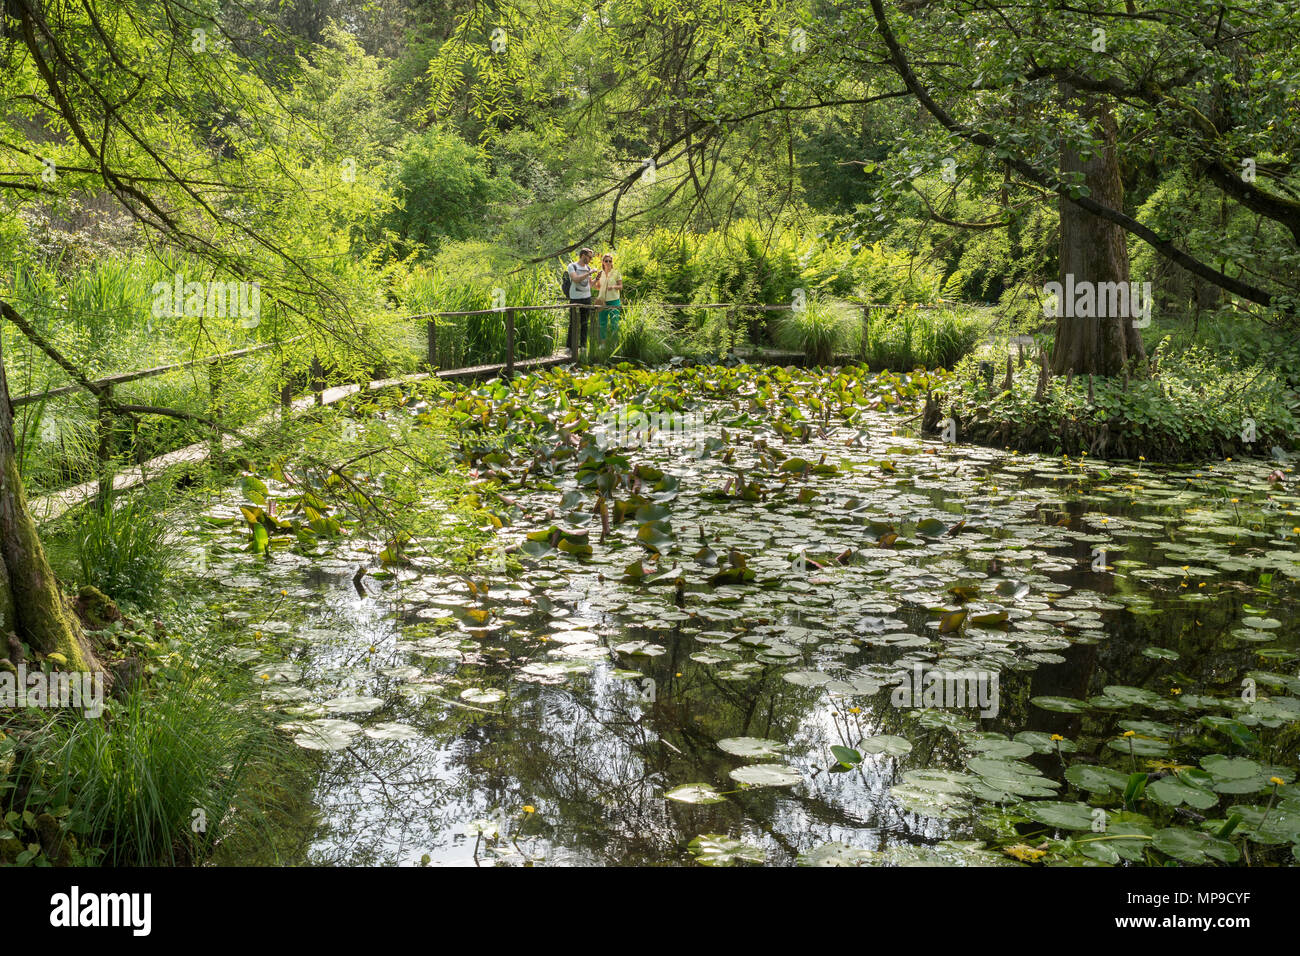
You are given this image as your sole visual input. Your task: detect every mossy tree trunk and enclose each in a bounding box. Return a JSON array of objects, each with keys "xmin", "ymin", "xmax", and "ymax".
[
  {"xmin": 0, "ymin": 332, "xmax": 99, "ymax": 673},
  {"xmin": 1052, "ymin": 85, "xmax": 1147, "ymax": 377}
]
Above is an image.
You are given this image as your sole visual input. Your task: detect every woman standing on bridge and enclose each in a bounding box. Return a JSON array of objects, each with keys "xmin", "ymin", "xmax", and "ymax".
[{"xmin": 593, "ymin": 253, "xmax": 623, "ymax": 345}]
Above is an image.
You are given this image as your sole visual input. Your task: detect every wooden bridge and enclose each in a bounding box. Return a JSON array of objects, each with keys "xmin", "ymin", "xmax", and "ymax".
[{"xmin": 14, "ymin": 299, "xmax": 930, "ymax": 521}]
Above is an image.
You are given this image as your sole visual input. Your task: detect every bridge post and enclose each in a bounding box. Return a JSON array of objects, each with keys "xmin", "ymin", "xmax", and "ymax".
[
  {"xmin": 96, "ymin": 385, "xmax": 113, "ymax": 509},
  {"xmin": 209, "ymin": 360, "xmax": 222, "ymax": 461},
  {"xmin": 505, "ymin": 308, "xmax": 515, "ymax": 379},
  {"xmin": 311, "ymin": 355, "xmax": 324, "ymax": 405}
]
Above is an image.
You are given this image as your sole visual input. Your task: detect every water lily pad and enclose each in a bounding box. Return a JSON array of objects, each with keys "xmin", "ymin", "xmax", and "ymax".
[
  {"xmin": 797, "ymin": 842, "xmax": 879, "ymax": 866},
  {"xmin": 460, "ymin": 688, "xmax": 504, "ymax": 705},
  {"xmin": 1152, "ymin": 827, "xmax": 1239, "ymax": 864},
  {"xmin": 969, "ymin": 739, "xmax": 1034, "ymax": 759},
  {"xmin": 323, "ymin": 695, "xmax": 385, "ymax": 715},
  {"xmin": 729, "ymin": 764, "xmax": 802, "ymax": 788},
  {"xmin": 1147, "ymin": 775, "xmax": 1219, "ymax": 810},
  {"xmin": 782, "ymin": 669, "xmax": 831, "ymax": 687},
  {"xmin": 613, "ymin": 640, "xmax": 666, "ymax": 657},
  {"xmin": 688, "ymin": 834, "xmax": 766, "ymax": 866},
  {"xmin": 363, "ymin": 722, "xmax": 421, "ymax": 742},
  {"xmin": 859, "ymin": 734, "xmax": 913, "ymax": 757},
  {"xmin": 1064, "ymin": 764, "xmax": 1131, "ymax": 794},
  {"xmin": 1014, "ymin": 731, "xmax": 1078, "ymax": 754},
  {"xmin": 293, "ymin": 719, "xmax": 362, "ymax": 751},
  {"xmin": 1017, "ymin": 801, "xmax": 1099, "ymax": 831},
  {"xmin": 665, "ymin": 783, "xmax": 727, "ymax": 805},
  {"xmin": 1201, "ymin": 755, "xmax": 1262, "ymax": 779},
  {"xmin": 1106, "ymin": 736, "xmax": 1170, "ymax": 756},
  {"xmin": 717, "ymin": 737, "xmax": 787, "ymax": 759},
  {"xmin": 1031, "ymin": 696, "xmax": 1089, "ymax": 713}
]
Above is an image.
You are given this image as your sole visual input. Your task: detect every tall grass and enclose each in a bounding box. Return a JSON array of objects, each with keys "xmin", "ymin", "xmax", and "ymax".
[
  {"xmin": 776, "ymin": 299, "xmax": 859, "ymax": 364},
  {"xmin": 47, "ymin": 489, "xmax": 177, "ymax": 608},
  {"xmin": 5, "ymin": 252, "xmax": 304, "ymax": 494},
  {"xmin": 17, "ymin": 656, "xmax": 285, "ymax": 866},
  {"xmin": 611, "ymin": 303, "xmax": 671, "ymax": 365},
  {"xmin": 398, "ymin": 242, "xmax": 562, "ymax": 367},
  {"xmin": 862, "ymin": 306, "xmax": 985, "ymax": 370}
]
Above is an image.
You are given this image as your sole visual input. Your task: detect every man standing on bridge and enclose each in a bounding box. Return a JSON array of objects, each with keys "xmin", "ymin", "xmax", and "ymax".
[{"xmin": 566, "ymin": 247, "xmax": 595, "ymax": 356}]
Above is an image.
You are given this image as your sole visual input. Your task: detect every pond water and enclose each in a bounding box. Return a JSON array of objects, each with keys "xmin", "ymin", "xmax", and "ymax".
[{"xmin": 183, "ymin": 366, "xmax": 1300, "ymax": 866}]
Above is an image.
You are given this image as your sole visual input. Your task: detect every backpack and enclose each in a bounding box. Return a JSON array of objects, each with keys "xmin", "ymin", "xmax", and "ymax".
[{"xmin": 560, "ymin": 264, "xmax": 572, "ymax": 298}]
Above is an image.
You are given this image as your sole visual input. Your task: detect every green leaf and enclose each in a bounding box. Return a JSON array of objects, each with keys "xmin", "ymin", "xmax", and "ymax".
[{"xmin": 831, "ymin": 745, "xmax": 861, "ymax": 768}]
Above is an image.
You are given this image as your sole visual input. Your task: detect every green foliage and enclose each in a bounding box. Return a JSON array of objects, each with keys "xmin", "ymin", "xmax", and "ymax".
[
  {"xmin": 398, "ymin": 246, "xmax": 560, "ymax": 367},
  {"xmin": 44, "ymin": 490, "xmax": 177, "ymax": 609},
  {"xmin": 946, "ymin": 343, "xmax": 1300, "ymax": 460},
  {"xmin": 611, "ymin": 303, "xmax": 671, "ymax": 365},
  {"xmin": 863, "ymin": 306, "xmax": 987, "ymax": 370},
  {"xmin": 12, "ymin": 654, "xmax": 283, "ymax": 866},
  {"xmin": 1151, "ymin": 309, "xmax": 1300, "ymax": 390},
  {"xmin": 612, "ymin": 221, "xmax": 947, "ymax": 309},
  {"xmin": 384, "ymin": 127, "xmax": 518, "ymax": 257},
  {"xmin": 777, "ymin": 298, "xmax": 858, "ymax": 364}
]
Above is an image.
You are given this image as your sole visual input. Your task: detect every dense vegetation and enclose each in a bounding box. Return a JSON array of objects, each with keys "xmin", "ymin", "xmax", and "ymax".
[{"xmin": 1, "ymin": 0, "xmax": 1298, "ymax": 873}]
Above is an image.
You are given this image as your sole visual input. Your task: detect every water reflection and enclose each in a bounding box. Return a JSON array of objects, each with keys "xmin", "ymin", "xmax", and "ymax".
[{"xmin": 194, "ymin": 399, "xmax": 1299, "ymax": 866}]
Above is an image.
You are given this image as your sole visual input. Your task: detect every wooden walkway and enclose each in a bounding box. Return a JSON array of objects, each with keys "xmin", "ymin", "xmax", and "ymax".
[
  {"xmin": 21, "ymin": 293, "xmax": 924, "ymax": 523},
  {"xmin": 30, "ymin": 351, "xmax": 571, "ymax": 523}
]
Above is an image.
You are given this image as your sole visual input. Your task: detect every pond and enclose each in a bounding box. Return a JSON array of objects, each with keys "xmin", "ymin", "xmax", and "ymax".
[{"xmin": 182, "ymin": 365, "xmax": 1300, "ymax": 866}]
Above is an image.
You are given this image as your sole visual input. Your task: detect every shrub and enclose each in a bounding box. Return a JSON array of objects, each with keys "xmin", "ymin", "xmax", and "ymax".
[
  {"xmin": 612, "ymin": 303, "xmax": 671, "ymax": 365},
  {"xmin": 398, "ymin": 246, "xmax": 560, "ymax": 367},
  {"xmin": 777, "ymin": 298, "xmax": 859, "ymax": 364},
  {"xmin": 13, "ymin": 654, "xmax": 283, "ymax": 866},
  {"xmin": 383, "ymin": 127, "xmax": 519, "ymax": 257},
  {"xmin": 63, "ymin": 491, "xmax": 176, "ymax": 608},
  {"xmin": 613, "ymin": 221, "xmax": 950, "ymax": 309},
  {"xmin": 863, "ymin": 306, "xmax": 985, "ymax": 370},
  {"xmin": 941, "ymin": 343, "xmax": 1300, "ymax": 460}
]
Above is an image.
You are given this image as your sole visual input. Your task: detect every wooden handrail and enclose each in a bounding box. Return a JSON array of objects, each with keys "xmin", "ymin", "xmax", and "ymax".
[
  {"xmin": 405, "ymin": 300, "xmax": 945, "ymax": 319},
  {"xmin": 12, "ymin": 336, "xmax": 304, "ymax": 407},
  {"xmin": 13, "ymin": 298, "xmax": 948, "ymax": 402}
]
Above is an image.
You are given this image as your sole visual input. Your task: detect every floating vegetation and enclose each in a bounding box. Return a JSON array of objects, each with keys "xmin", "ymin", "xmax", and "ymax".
[{"xmin": 175, "ymin": 363, "xmax": 1300, "ymax": 866}]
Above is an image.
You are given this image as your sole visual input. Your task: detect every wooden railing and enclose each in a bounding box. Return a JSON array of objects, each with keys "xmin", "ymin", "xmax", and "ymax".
[
  {"xmin": 13, "ymin": 337, "xmax": 307, "ymax": 504},
  {"xmin": 410, "ymin": 299, "xmax": 943, "ymax": 373},
  {"xmin": 9, "ymin": 298, "xmax": 945, "ymax": 512}
]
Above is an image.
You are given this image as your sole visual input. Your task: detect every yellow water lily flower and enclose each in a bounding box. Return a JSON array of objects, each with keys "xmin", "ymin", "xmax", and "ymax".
[{"xmin": 1004, "ymin": 844, "xmax": 1047, "ymax": 863}]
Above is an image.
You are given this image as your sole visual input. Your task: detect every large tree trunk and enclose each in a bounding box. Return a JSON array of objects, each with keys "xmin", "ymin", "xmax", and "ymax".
[
  {"xmin": 1052, "ymin": 85, "xmax": 1147, "ymax": 376},
  {"xmin": 0, "ymin": 330, "xmax": 100, "ymax": 673}
]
